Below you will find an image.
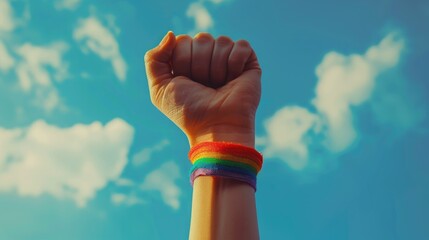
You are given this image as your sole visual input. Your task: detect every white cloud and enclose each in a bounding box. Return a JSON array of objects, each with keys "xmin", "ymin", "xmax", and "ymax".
[
  {"xmin": 33, "ymin": 88, "xmax": 63, "ymax": 112},
  {"xmin": 105, "ymin": 14, "xmax": 120, "ymax": 35},
  {"xmin": 114, "ymin": 178, "xmax": 135, "ymax": 187},
  {"xmin": 184, "ymin": 0, "xmax": 229, "ymax": 34},
  {"xmin": 0, "ymin": 40, "xmax": 14, "ymax": 72},
  {"xmin": 73, "ymin": 16, "xmax": 127, "ymax": 81},
  {"xmin": 111, "ymin": 192, "xmax": 145, "ymax": 206},
  {"xmin": 186, "ymin": 2, "xmax": 214, "ymax": 32},
  {"xmin": 0, "ymin": 1, "xmax": 67, "ymax": 112},
  {"xmin": 313, "ymin": 33, "xmax": 404, "ymax": 152},
  {"xmin": 263, "ymin": 106, "xmax": 320, "ymax": 170},
  {"xmin": 132, "ymin": 139, "xmax": 170, "ymax": 166},
  {"xmin": 0, "ymin": 0, "xmax": 15, "ymax": 32},
  {"xmin": 14, "ymin": 42, "xmax": 68, "ymax": 111},
  {"xmin": 111, "ymin": 142, "xmax": 181, "ymax": 210},
  {"xmin": 0, "ymin": 118, "xmax": 134, "ymax": 207},
  {"xmin": 260, "ymin": 32, "xmax": 406, "ymax": 170},
  {"xmin": 141, "ymin": 161, "xmax": 181, "ymax": 210},
  {"xmin": 55, "ymin": 0, "xmax": 81, "ymax": 11},
  {"xmin": 15, "ymin": 42, "xmax": 68, "ymax": 89}
]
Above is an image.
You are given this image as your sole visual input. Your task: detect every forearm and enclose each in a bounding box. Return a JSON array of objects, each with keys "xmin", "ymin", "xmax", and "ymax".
[
  {"xmin": 188, "ymin": 133, "xmax": 260, "ymax": 240},
  {"xmin": 189, "ymin": 177, "xmax": 259, "ymax": 240}
]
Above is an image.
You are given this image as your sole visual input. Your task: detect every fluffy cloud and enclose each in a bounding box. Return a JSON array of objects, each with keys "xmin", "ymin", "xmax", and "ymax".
[
  {"xmin": 111, "ymin": 192, "xmax": 145, "ymax": 206},
  {"xmin": 0, "ymin": 41, "xmax": 14, "ymax": 72},
  {"xmin": 111, "ymin": 161, "xmax": 181, "ymax": 210},
  {"xmin": 313, "ymin": 33, "xmax": 404, "ymax": 152},
  {"xmin": 74, "ymin": 16, "xmax": 127, "ymax": 81},
  {"xmin": 14, "ymin": 42, "xmax": 69, "ymax": 111},
  {"xmin": 183, "ymin": 0, "xmax": 228, "ymax": 35},
  {"xmin": 261, "ymin": 32, "xmax": 406, "ymax": 170},
  {"xmin": 132, "ymin": 139, "xmax": 170, "ymax": 166},
  {"xmin": 186, "ymin": 2, "xmax": 214, "ymax": 32},
  {"xmin": 0, "ymin": 1, "xmax": 68, "ymax": 112},
  {"xmin": 0, "ymin": 0, "xmax": 15, "ymax": 32},
  {"xmin": 114, "ymin": 178, "xmax": 135, "ymax": 187},
  {"xmin": 15, "ymin": 42, "xmax": 68, "ymax": 91},
  {"xmin": 54, "ymin": 0, "xmax": 81, "ymax": 10},
  {"xmin": 0, "ymin": 118, "xmax": 134, "ymax": 207},
  {"xmin": 140, "ymin": 161, "xmax": 181, "ymax": 210},
  {"xmin": 263, "ymin": 106, "xmax": 321, "ymax": 170}
]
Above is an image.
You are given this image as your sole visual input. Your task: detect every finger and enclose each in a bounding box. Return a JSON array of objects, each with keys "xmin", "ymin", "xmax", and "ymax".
[
  {"xmin": 226, "ymin": 40, "xmax": 253, "ymax": 81},
  {"xmin": 210, "ymin": 36, "xmax": 234, "ymax": 88},
  {"xmin": 172, "ymin": 35, "xmax": 192, "ymax": 78},
  {"xmin": 243, "ymin": 50, "xmax": 261, "ymax": 72},
  {"xmin": 191, "ymin": 33, "xmax": 215, "ymax": 86},
  {"xmin": 144, "ymin": 31, "xmax": 176, "ymax": 88}
]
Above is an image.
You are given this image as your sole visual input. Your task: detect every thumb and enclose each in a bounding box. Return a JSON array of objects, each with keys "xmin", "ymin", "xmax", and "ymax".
[{"xmin": 145, "ymin": 31, "xmax": 176, "ymax": 87}]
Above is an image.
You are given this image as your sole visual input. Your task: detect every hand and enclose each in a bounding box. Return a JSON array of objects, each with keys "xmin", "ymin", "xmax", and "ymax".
[{"xmin": 144, "ymin": 32, "xmax": 261, "ymax": 147}]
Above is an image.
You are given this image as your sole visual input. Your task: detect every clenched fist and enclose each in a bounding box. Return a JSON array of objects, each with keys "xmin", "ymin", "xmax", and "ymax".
[{"xmin": 144, "ymin": 32, "xmax": 261, "ymax": 147}]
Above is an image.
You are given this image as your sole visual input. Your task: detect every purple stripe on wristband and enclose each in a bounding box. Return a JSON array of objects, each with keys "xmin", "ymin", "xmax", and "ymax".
[{"xmin": 190, "ymin": 168, "xmax": 257, "ymax": 191}]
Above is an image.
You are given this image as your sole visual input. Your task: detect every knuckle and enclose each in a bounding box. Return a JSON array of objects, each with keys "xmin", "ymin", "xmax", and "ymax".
[
  {"xmin": 194, "ymin": 32, "xmax": 214, "ymax": 42},
  {"xmin": 176, "ymin": 34, "xmax": 192, "ymax": 42},
  {"xmin": 236, "ymin": 39, "xmax": 251, "ymax": 48},
  {"xmin": 216, "ymin": 36, "xmax": 233, "ymax": 46}
]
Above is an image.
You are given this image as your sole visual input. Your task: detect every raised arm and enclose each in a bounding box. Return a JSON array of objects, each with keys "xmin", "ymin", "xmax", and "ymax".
[{"xmin": 144, "ymin": 31, "xmax": 262, "ymax": 240}]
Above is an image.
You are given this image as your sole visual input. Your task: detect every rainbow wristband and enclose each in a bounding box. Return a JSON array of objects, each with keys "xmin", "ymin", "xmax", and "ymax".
[{"xmin": 189, "ymin": 142, "xmax": 263, "ymax": 191}]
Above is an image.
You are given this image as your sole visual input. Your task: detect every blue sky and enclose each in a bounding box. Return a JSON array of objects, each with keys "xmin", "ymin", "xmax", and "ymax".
[{"xmin": 0, "ymin": 0, "xmax": 428, "ymax": 239}]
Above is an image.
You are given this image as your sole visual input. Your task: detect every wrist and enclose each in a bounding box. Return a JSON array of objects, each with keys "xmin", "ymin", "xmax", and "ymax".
[{"xmin": 187, "ymin": 124, "xmax": 255, "ymax": 148}]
